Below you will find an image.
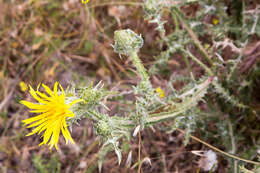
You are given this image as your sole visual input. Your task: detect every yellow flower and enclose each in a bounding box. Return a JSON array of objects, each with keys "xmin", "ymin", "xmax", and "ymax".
[
  {"xmin": 204, "ymin": 43, "xmax": 210, "ymax": 50},
  {"xmin": 81, "ymin": 0, "xmax": 89, "ymax": 4},
  {"xmin": 155, "ymin": 87, "xmax": 165, "ymax": 98},
  {"xmin": 212, "ymin": 18, "xmax": 219, "ymax": 25},
  {"xmin": 19, "ymin": 81, "xmax": 28, "ymax": 92},
  {"xmin": 20, "ymin": 82, "xmax": 82, "ymax": 150}
]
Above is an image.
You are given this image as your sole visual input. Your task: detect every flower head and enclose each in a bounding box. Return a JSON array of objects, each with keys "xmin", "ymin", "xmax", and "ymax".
[
  {"xmin": 155, "ymin": 87, "xmax": 165, "ymax": 98},
  {"xmin": 193, "ymin": 150, "xmax": 218, "ymax": 171},
  {"xmin": 19, "ymin": 81, "xmax": 28, "ymax": 92},
  {"xmin": 81, "ymin": 0, "xmax": 89, "ymax": 4},
  {"xmin": 113, "ymin": 29, "xmax": 143, "ymax": 56},
  {"xmin": 21, "ymin": 82, "xmax": 82, "ymax": 150},
  {"xmin": 212, "ymin": 18, "xmax": 219, "ymax": 25}
]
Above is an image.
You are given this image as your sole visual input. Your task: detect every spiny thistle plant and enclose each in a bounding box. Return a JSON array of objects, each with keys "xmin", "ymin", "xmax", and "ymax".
[
  {"xmin": 20, "ymin": 0, "xmax": 260, "ymax": 172},
  {"xmin": 142, "ymin": 0, "xmax": 260, "ymax": 172},
  {"xmin": 20, "ymin": 29, "xmax": 214, "ymax": 167}
]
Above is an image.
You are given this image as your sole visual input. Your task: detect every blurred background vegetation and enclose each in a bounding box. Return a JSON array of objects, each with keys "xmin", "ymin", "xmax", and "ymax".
[{"xmin": 0, "ymin": 0, "xmax": 259, "ymax": 172}]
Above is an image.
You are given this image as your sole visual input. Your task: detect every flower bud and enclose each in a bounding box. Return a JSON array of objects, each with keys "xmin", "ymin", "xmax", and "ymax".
[
  {"xmin": 95, "ymin": 120, "xmax": 111, "ymax": 137},
  {"xmin": 113, "ymin": 29, "xmax": 143, "ymax": 56},
  {"xmin": 143, "ymin": 0, "xmax": 162, "ymax": 17}
]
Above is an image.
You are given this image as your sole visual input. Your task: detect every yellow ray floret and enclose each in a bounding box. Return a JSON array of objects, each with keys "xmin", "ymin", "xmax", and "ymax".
[{"xmin": 20, "ymin": 82, "xmax": 82, "ymax": 150}]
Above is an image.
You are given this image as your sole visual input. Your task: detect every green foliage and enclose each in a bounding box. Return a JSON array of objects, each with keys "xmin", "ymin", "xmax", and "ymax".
[
  {"xmin": 17, "ymin": 0, "xmax": 260, "ymax": 171},
  {"xmin": 239, "ymin": 161, "xmax": 260, "ymax": 173},
  {"xmin": 143, "ymin": 0, "xmax": 165, "ymax": 36},
  {"xmin": 212, "ymin": 81, "xmax": 248, "ymax": 109},
  {"xmin": 89, "ymin": 0, "xmax": 259, "ymax": 170},
  {"xmin": 32, "ymin": 154, "xmax": 61, "ymax": 173},
  {"xmin": 142, "ymin": 0, "xmax": 259, "ymax": 171}
]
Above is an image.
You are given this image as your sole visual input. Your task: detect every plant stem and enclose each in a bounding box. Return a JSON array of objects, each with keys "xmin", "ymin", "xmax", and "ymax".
[
  {"xmin": 177, "ymin": 129, "xmax": 260, "ymax": 165},
  {"xmin": 228, "ymin": 119, "xmax": 237, "ymax": 173},
  {"xmin": 183, "ymin": 51, "xmax": 193, "ymax": 77},
  {"xmin": 182, "ymin": 49, "xmax": 214, "ymax": 76},
  {"xmin": 171, "ymin": 7, "xmax": 213, "ymax": 67},
  {"xmin": 130, "ymin": 51, "xmax": 149, "ymax": 82},
  {"xmin": 147, "ymin": 76, "xmax": 214, "ymax": 124},
  {"xmin": 138, "ymin": 131, "xmax": 142, "ymax": 173}
]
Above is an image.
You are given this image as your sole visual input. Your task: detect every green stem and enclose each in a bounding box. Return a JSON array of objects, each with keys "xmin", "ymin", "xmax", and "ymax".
[
  {"xmin": 228, "ymin": 119, "xmax": 238, "ymax": 173},
  {"xmin": 147, "ymin": 76, "xmax": 214, "ymax": 124},
  {"xmin": 147, "ymin": 109, "xmax": 184, "ymax": 124},
  {"xmin": 172, "ymin": 12, "xmax": 179, "ymax": 32},
  {"xmin": 171, "ymin": 7, "xmax": 213, "ymax": 67},
  {"xmin": 183, "ymin": 52, "xmax": 193, "ymax": 77},
  {"xmin": 138, "ymin": 131, "xmax": 142, "ymax": 173},
  {"xmin": 182, "ymin": 49, "xmax": 214, "ymax": 76},
  {"xmin": 129, "ymin": 51, "xmax": 149, "ymax": 82}
]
